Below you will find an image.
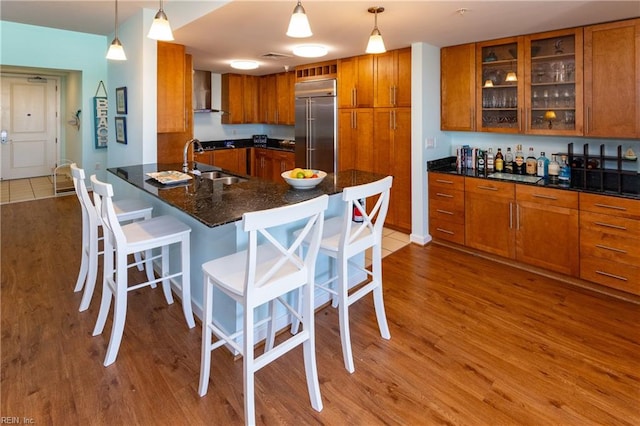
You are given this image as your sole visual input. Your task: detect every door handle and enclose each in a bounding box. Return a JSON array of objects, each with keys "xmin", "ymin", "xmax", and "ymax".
[{"xmin": 1, "ymin": 129, "xmax": 7, "ymax": 144}]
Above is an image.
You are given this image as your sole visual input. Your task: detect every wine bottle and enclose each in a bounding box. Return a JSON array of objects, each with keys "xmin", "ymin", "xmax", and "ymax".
[
  {"xmin": 514, "ymin": 144, "xmax": 525, "ymax": 175},
  {"xmin": 505, "ymin": 147, "xmax": 514, "ymax": 173},
  {"xmin": 525, "ymin": 147, "xmax": 537, "ymax": 175},
  {"xmin": 495, "ymin": 148, "xmax": 504, "ymax": 172}
]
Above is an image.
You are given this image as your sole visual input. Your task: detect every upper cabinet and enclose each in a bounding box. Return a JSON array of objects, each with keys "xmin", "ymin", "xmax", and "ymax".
[
  {"xmin": 374, "ymin": 47, "xmax": 412, "ymax": 107},
  {"xmin": 157, "ymin": 41, "xmax": 187, "ymax": 133},
  {"xmin": 525, "ymin": 27, "xmax": 584, "ymax": 136},
  {"xmin": 221, "ymin": 74, "xmax": 259, "ymax": 124},
  {"xmin": 275, "ymin": 72, "xmax": 295, "ymax": 125},
  {"xmin": 337, "ymin": 55, "xmax": 374, "ymax": 108},
  {"xmin": 584, "ymin": 18, "xmax": 640, "ymax": 139},
  {"xmin": 441, "ymin": 43, "xmax": 476, "ymax": 131},
  {"xmin": 476, "ymin": 36, "xmax": 524, "ymax": 134}
]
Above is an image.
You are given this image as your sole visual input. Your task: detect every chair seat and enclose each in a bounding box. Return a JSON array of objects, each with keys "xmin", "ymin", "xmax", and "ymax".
[
  {"xmin": 298, "ymin": 216, "xmax": 376, "ymax": 255},
  {"xmin": 121, "ymin": 216, "xmax": 191, "ymax": 251},
  {"xmin": 113, "ymin": 198, "xmax": 153, "ymax": 221}
]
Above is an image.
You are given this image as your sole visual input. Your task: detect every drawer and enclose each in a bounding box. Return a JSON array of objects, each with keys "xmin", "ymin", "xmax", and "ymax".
[
  {"xmin": 465, "ymin": 177, "xmax": 514, "ymax": 199},
  {"xmin": 430, "ymin": 219, "xmax": 465, "ymax": 245},
  {"xmin": 516, "ymin": 185, "xmax": 579, "ymax": 209},
  {"xmin": 429, "ymin": 173, "xmax": 465, "ymax": 192},
  {"xmin": 580, "ymin": 257, "xmax": 640, "ymax": 296},
  {"xmin": 580, "ymin": 211, "xmax": 640, "ymax": 239},
  {"xmin": 429, "ymin": 195, "xmax": 465, "ymax": 225},
  {"xmin": 580, "ymin": 192, "xmax": 640, "ymax": 220},
  {"xmin": 580, "ymin": 232, "xmax": 640, "ymax": 265}
]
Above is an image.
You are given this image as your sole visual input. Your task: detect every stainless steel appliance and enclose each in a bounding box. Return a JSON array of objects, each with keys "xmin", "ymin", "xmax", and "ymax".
[{"xmin": 294, "ymin": 79, "xmax": 337, "ymax": 173}]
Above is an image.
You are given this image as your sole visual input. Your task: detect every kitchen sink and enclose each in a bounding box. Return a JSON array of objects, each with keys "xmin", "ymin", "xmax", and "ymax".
[{"xmin": 200, "ymin": 171, "xmax": 247, "ymax": 185}]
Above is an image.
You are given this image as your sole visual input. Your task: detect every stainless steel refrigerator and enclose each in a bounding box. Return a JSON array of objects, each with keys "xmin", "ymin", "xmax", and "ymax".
[{"xmin": 294, "ymin": 79, "xmax": 337, "ymax": 173}]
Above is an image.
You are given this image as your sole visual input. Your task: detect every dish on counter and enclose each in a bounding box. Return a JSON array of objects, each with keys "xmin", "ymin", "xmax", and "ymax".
[
  {"xmin": 146, "ymin": 171, "xmax": 193, "ymax": 185},
  {"xmin": 281, "ymin": 170, "xmax": 326, "ymax": 190}
]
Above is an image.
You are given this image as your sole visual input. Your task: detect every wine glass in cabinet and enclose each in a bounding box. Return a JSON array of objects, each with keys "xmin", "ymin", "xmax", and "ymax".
[{"xmin": 524, "ymin": 28, "xmax": 583, "ymax": 135}]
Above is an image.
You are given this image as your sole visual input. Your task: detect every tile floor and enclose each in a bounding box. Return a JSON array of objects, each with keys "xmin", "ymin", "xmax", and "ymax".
[
  {"xmin": 1, "ymin": 175, "xmax": 74, "ymax": 204},
  {"xmin": 365, "ymin": 227, "xmax": 411, "ymax": 265}
]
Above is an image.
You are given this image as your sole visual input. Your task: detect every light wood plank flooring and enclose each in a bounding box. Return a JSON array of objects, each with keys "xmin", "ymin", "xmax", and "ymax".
[{"xmin": 1, "ymin": 196, "xmax": 638, "ymax": 425}]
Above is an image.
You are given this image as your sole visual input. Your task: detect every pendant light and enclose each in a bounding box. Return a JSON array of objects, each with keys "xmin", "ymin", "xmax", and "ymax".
[
  {"xmin": 106, "ymin": 0, "xmax": 126, "ymax": 60},
  {"xmin": 147, "ymin": 0, "xmax": 174, "ymax": 41},
  {"xmin": 286, "ymin": 1, "xmax": 312, "ymax": 38},
  {"xmin": 505, "ymin": 59, "xmax": 517, "ymax": 82},
  {"xmin": 365, "ymin": 7, "xmax": 386, "ymax": 54}
]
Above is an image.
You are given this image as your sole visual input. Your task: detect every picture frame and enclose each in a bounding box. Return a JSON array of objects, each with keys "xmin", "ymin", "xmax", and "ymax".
[
  {"xmin": 115, "ymin": 116, "xmax": 127, "ymax": 144},
  {"xmin": 115, "ymin": 86, "xmax": 127, "ymax": 115}
]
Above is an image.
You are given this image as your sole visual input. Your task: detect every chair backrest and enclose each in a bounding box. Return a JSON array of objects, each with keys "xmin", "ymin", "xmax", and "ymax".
[
  {"xmin": 242, "ymin": 194, "xmax": 329, "ymax": 305},
  {"xmin": 340, "ymin": 175, "xmax": 393, "ymax": 255},
  {"xmin": 70, "ymin": 163, "xmax": 98, "ymax": 231},
  {"xmin": 90, "ymin": 175, "xmax": 126, "ymax": 250}
]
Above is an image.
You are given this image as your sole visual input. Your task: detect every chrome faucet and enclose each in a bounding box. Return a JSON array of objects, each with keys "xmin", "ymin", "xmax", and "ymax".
[{"xmin": 182, "ymin": 138, "xmax": 204, "ymax": 172}]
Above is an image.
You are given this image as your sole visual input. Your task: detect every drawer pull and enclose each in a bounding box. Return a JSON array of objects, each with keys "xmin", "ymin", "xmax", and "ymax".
[
  {"xmin": 595, "ymin": 244, "xmax": 627, "ymax": 254},
  {"xmin": 477, "ymin": 185, "xmax": 498, "ymax": 191},
  {"xmin": 594, "ymin": 203, "xmax": 627, "ymax": 211},
  {"xmin": 595, "ymin": 270, "xmax": 628, "ymax": 282},
  {"xmin": 436, "ymin": 228, "xmax": 454, "ymax": 235},
  {"xmin": 594, "ymin": 221, "xmax": 627, "ymax": 231},
  {"xmin": 436, "ymin": 192, "xmax": 454, "ymax": 198},
  {"xmin": 435, "ymin": 179, "xmax": 454, "ymax": 185},
  {"xmin": 532, "ymin": 194, "xmax": 558, "ymax": 200},
  {"xmin": 436, "ymin": 209, "xmax": 454, "ymax": 215}
]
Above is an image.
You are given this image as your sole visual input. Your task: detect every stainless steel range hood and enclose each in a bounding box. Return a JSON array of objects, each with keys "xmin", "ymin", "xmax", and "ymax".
[{"xmin": 193, "ymin": 70, "xmax": 212, "ymax": 112}]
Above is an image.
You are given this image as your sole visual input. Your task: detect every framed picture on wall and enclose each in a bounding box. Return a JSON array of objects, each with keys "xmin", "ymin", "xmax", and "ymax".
[
  {"xmin": 115, "ymin": 116, "xmax": 127, "ymax": 144},
  {"xmin": 115, "ymin": 86, "xmax": 127, "ymax": 115}
]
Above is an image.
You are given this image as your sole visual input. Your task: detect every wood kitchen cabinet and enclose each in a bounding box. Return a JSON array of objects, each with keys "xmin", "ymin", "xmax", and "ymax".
[
  {"xmin": 221, "ymin": 74, "xmax": 258, "ymax": 124},
  {"xmin": 584, "ymin": 18, "xmax": 640, "ymax": 138},
  {"xmin": 251, "ymin": 148, "xmax": 294, "ymax": 182},
  {"xmin": 428, "ymin": 173, "xmax": 465, "ymax": 245},
  {"xmin": 259, "ymin": 74, "xmax": 277, "ymax": 124},
  {"xmin": 276, "ymin": 72, "xmax": 295, "ymax": 125},
  {"xmin": 579, "ymin": 193, "xmax": 640, "ymax": 295},
  {"xmin": 337, "ymin": 108, "xmax": 374, "ymax": 172},
  {"xmin": 374, "ymin": 47, "xmax": 411, "ymax": 108},
  {"xmin": 157, "ymin": 41, "xmax": 187, "ymax": 133},
  {"xmin": 373, "ymin": 107, "xmax": 411, "ymax": 232},
  {"xmin": 337, "ymin": 54, "xmax": 374, "ymax": 108},
  {"xmin": 515, "ymin": 185, "xmax": 579, "ymax": 276},
  {"xmin": 441, "ymin": 43, "xmax": 476, "ymax": 131},
  {"xmin": 271, "ymin": 150, "xmax": 295, "ymax": 181},
  {"xmin": 464, "ymin": 177, "xmax": 516, "ymax": 258},
  {"xmin": 214, "ymin": 148, "xmax": 247, "ymax": 175}
]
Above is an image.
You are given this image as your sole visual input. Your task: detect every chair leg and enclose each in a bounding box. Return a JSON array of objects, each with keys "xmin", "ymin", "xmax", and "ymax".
[
  {"xmin": 103, "ymin": 254, "xmax": 129, "ymax": 366},
  {"xmin": 302, "ymin": 281, "xmax": 323, "ymax": 412},
  {"xmin": 330, "ymin": 256, "xmax": 339, "ymax": 308},
  {"xmin": 243, "ymin": 302, "xmax": 256, "ymax": 426},
  {"xmin": 337, "ymin": 255, "xmax": 355, "ymax": 374},
  {"xmin": 93, "ymin": 238, "xmax": 115, "ymax": 336},
  {"xmin": 160, "ymin": 245, "xmax": 174, "ymax": 304},
  {"xmin": 74, "ymin": 243, "xmax": 89, "ymax": 293},
  {"xmin": 180, "ymin": 236, "xmax": 195, "ymax": 328},
  {"xmin": 371, "ymin": 245, "xmax": 390, "ymax": 339},
  {"xmin": 265, "ymin": 299, "xmax": 277, "ymax": 352},
  {"xmin": 79, "ymin": 225, "xmax": 99, "ymax": 311},
  {"xmin": 290, "ymin": 289, "xmax": 302, "ymax": 335},
  {"xmin": 198, "ymin": 275, "xmax": 214, "ymax": 396},
  {"xmin": 144, "ymin": 249, "xmax": 156, "ymax": 287}
]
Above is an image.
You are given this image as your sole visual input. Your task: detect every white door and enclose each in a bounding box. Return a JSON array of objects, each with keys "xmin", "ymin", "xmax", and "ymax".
[{"xmin": 0, "ymin": 75, "xmax": 59, "ymax": 180}]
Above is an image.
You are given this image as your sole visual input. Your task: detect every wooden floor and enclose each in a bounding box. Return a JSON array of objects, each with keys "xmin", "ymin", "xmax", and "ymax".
[{"xmin": 2, "ymin": 196, "xmax": 639, "ymax": 425}]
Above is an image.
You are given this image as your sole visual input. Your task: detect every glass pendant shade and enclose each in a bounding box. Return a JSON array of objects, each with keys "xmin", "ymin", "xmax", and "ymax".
[
  {"xmin": 366, "ymin": 28, "xmax": 386, "ymax": 54},
  {"xmin": 287, "ymin": 1, "xmax": 312, "ymax": 38},
  {"xmin": 505, "ymin": 71, "xmax": 518, "ymax": 82},
  {"xmin": 148, "ymin": 10, "xmax": 174, "ymax": 41},
  {"xmin": 106, "ymin": 38, "xmax": 127, "ymax": 61}
]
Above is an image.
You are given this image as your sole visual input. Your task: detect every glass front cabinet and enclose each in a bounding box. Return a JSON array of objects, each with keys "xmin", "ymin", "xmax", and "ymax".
[{"xmin": 525, "ymin": 28, "xmax": 583, "ymax": 135}]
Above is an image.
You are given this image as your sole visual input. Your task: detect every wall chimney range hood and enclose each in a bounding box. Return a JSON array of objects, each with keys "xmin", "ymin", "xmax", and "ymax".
[{"xmin": 193, "ymin": 69, "xmax": 212, "ymax": 112}]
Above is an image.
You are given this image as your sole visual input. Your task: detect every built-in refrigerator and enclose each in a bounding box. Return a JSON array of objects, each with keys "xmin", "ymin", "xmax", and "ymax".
[{"xmin": 294, "ymin": 79, "xmax": 337, "ymax": 174}]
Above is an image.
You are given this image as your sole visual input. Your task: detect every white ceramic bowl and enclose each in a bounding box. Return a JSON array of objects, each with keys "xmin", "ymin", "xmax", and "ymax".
[{"xmin": 281, "ymin": 170, "xmax": 327, "ymax": 189}]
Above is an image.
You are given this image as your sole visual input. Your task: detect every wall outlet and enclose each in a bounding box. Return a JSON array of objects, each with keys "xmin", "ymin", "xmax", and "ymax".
[
  {"xmin": 426, "ymin": 137, "xmax": 436, "ymax": 149},
  {"xmin": 95, "ymin": 162, "xmax": 101, "ymax": 170}
]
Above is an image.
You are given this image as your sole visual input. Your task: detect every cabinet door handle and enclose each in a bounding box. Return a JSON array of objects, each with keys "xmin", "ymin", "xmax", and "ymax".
[
  {"xmin": 594, "ymin": 203, "xmax": 627, "ymax": 211},
  {"xmin": 532, "ymin": 193, "xmax": 558, "ymax": 200},
  {"xmin": 476, "ymin": 185, "xmax": 498, "ymax": 191},
  {"xmin": 595, "ymin": 244, "xmax": 627, "ymax": 254},
  {"xmin": 392, "ymin": 110, "xmax": 397, "ymax": 130},
  {"xmin": 436, "ymin": 228, "xmax": 454, "ymax": 235},
  {"xmin": 436, "ymin": 209, "xmax": 454, "ymax": 215},
  {"xmin": 436, "ymin": 192, "xmax": 453, "ymax": 198},
  {"xmin": 594, "ymin": 221, "xmax": 627, "ymax": 231},
  {"xmin": 352, "ymin": 88, "xmax": 357, "ymax": 107},
  {"xmin": 389, "ymin": 86, "xmax": 394, "ymax": 106},
  {"xmin": 516, "ymin": 203, "xmax": 520, "ymax": 230},
  {"xmin": 595, "ymin": 270, "xmax": 628, "ymax": 282},
  {"xmin": 509, "ymin": 202, "xmax": 513, "ymax": 229}
]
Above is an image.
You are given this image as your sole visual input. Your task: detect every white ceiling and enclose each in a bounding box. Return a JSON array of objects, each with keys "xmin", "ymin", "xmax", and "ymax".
[{"xmin": 1, "ymin": 1, "xmax": 638, "ymax": 75}]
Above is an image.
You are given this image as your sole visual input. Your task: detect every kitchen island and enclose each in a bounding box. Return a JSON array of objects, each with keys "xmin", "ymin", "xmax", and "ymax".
[{"xmin": 107, "ymin": 163, "xmax": 386, "ymax": 338}]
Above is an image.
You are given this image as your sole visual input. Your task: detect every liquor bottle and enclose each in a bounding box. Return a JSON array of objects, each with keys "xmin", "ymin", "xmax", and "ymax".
[
  {"xmin": 559, "ymin": 154, "xmax": 571, "ymax": 185},
  {"xmin": 548, "ymin": 154, "xmax": 560, "ymax": 183},
  {"xmin": 536, "ymin": 151, "xmax": 549, "ymax": 178},
  {"xmin": 495, "ymin": 148, "xmax": 504, "ymax": 172},
  {"xmin": 525, "ymin": 147, "xmax": 537, "ymax": 175},
  {"xmin": 514, "ymin": 144, "xmax": 525, "ymax": 174},
  {"xmin": 504, "ymin": 147, "xmax": 514, "ymax": 173},
  {"xmin": 486, "ymin": 148, "xmax": 495, "ymax": 173},
  {"xmin": 477, "ymin": 149, "xmax": 486, "ymax": 173}
]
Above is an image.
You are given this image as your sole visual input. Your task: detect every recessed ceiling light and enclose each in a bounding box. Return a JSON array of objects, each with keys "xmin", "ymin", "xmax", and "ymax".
[
  {"xmin": 230, "ymin": 60, "xmax": 259, "ymax": 70},
  {"xmin": 292, "ymin": 45, "xmax": 328, "ymax": 58}
]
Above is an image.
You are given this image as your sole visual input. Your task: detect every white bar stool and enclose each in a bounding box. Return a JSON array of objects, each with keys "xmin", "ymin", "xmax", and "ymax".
[
  {"xmin": 198, "ymin": 194, "xmax": 328, "ymax": 426},
  {"xmin": 291, "ymin": 176, "xmax": 393, "ymax": 373},
  {"xmin": 70, "ymin": 164, "xmax": 154, "ymax": 312},
  {"xmin": 90, "ymin": 175, "xmax": 195, "ymax": 366}
]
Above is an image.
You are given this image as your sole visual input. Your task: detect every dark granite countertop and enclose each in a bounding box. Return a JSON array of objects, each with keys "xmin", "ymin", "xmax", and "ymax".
[
  {"xmin": 198, "ymin": 138, "xmax": 295, "ymax": 152},
  {"xmin": 428, "ymin": 156, "xmax": 639, "ymax": 200},
  {"xmin": 109, "ymin": 163, "xmax": 386, "ymax": 228}
]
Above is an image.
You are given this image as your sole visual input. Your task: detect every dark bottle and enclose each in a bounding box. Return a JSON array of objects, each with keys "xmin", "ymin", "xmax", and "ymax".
[
  {"xmin": 504, "ymin": 147, "xmax": 514, "ymax": 173},
  {"xmin": 495, "ymin": 148, "xmax": 504, "ymax": 172},
  {"xmin": 477, "ymin": 149, "xmax": 486, "ymax": 174},
  {"xmin": 514, "ymin": 144, "xmax": 525, "ymax": 175}
]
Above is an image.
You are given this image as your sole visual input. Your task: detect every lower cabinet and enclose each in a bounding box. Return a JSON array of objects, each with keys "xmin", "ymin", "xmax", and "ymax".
[
  {"xmin": 194, "ymin": 149, "xmax": 247, "ymax": 175},
  {"xmin": 251, "ymin": 148, "xmax": 295, "ymax": 183},
  {"xmin": 428, "ymin": 174, "xmax": 465, "ymax": 245}
]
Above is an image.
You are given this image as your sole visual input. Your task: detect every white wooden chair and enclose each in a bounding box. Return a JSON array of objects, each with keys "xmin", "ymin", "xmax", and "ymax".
[
  {"xmin": 70, "ymin": 164, "xmax": 154, "ymax": 312},
  {"xmin": 291, "ymin": 176, "xmax": 393, "ymax": 373},
  {"xmin": 90, "ymin": 175, "xmax": 195, "ymax": 366},
  {"xmin": 198, "ymin": 194, "xmax": 328, "ymax": 426}
]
